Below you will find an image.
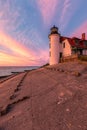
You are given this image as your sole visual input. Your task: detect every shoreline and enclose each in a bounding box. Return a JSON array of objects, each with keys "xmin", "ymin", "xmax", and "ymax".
[
  {"xmin": 0, "ymin": 68, "xmax": 37, "ymax": 84},
  {"xmin": 0, "ymin": 66, "xmax": 39, "ymax": 79}
]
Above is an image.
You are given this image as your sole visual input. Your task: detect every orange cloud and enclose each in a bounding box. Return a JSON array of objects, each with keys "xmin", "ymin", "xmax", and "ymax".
[
  {"xmin": 0, "ymin": 31, "xmax": 35, "ymax": 58},
  {"xmin": 0, "ymin": 32, "xmax": 37, "ymax": 66},
  {"xmin": 0, "ymin": 51, "xmax": 36, "ymax": 66},
  {"xmin": 0, "ymin": 50, "xmax": 49, "ymax": 66},
  {"xmin": 0, "ymin": 31, "xmax": 49, "ymax": 66}
]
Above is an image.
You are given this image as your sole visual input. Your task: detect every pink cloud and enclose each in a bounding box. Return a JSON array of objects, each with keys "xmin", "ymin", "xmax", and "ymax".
[
  {"xmin": 59, "ymin": 0, "xmax": 80, "ymax": 31},
  {"xmin": 38, "ymin": 48, "xmax": 49, "ymax": 64},
  {"xmin": 0, "ymin": 0, "xmax": 20, "ymax": 32},
  {"xmin": 0, "ymin": 31, "xmax": 49, "ymax": 66},
  {"xmin": 0, "ymin": 31, "xmax": 35, "ymax": 58},
  {"xmin": 37, "ymin": 0, "xmax": 59, "ymax": 25},
  {"xmin": 71, "ymin": 21, "xmax": 87, "ymax": 39},
  {"xmin": 60, "ymin": 0, "xmax": 71, "ymax": 23},
  {"xmin": 0, "ymin": 49, "xmax": 49, "ymax": 66}
]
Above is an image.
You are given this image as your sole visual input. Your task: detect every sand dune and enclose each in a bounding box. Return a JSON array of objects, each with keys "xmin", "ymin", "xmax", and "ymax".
[{"xmin": 0, "ymin": 61, "xmax": 87, "ymax": 130}]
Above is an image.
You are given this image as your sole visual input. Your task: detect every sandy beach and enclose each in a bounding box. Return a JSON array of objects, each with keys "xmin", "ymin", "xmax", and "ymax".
[{"xmin": 0, "ymin": 61, "xmax": 87, "ymax": 130}]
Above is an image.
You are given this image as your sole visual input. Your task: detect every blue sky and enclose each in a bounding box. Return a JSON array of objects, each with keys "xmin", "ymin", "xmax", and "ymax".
[{"xmin": 0, "ymin": 0, "xmax": 87, "ymax": 66}]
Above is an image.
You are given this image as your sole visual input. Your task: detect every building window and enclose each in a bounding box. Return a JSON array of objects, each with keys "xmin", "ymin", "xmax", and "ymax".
[
  {"xmin": 49, "ymin": 51, "xmax": 51, "ymax": 57},
  {"xmin": 63, "ymin": 42, "xmax": 65, "ymax": 48},
  {"xmin": 49, "ymin": 43, "xmax": 51, "ymax": 48},
  {"xmin": 49, "ymin": 37, "xmax": 51, "ymax": 42}
]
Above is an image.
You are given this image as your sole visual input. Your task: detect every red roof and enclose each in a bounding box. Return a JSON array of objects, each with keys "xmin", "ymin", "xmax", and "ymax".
[{"xmin": 61, "ymin": 36, "xmax": 87, "ymax": 49}]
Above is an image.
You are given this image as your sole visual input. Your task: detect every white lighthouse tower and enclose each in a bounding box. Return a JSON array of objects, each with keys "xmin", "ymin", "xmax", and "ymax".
[{"xmin": 48, "ymin": 25, "xmax": 60, "ymax": 65}]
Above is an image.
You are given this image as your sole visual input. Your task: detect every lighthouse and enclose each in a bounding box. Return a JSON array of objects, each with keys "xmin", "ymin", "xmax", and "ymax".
[{"xmin": 48, "ymin": 25, "xmax": 60, "ymax": 65}]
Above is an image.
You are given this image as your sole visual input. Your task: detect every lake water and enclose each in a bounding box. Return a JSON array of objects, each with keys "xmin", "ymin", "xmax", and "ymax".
[{"xmin": 0, "ymin": 66, "xmax": 39, "ymax": 77}]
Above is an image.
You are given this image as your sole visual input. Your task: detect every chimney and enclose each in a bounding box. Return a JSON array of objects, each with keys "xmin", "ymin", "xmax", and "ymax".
[{"xmin": 82, "ymin": 33, "xmax": 85, "ymax": 40}]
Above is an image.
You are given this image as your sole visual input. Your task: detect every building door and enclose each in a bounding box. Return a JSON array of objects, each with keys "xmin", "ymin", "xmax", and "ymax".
[
  {"xmin": 80, "ymin": 49, "xmax": 82, "ymax": 55},
  {"xmin": 59, "ymin": 52, "xmax": 62, "ymax": 62},
  {"xmin": 60, "ymin": 52, "xmax": 62, "ymax": 58}
]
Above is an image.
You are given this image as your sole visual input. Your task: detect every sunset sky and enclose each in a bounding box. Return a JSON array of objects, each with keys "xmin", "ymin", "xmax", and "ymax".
[{"xmin": 0, "ymin": 0, "xmax": 87, "ymax": 66}]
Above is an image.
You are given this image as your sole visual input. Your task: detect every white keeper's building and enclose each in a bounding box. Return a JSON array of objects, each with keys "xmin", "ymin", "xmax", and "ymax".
[{"xmin": 48, "ymin": 25, "xmax": 87, "ymax": 65}]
